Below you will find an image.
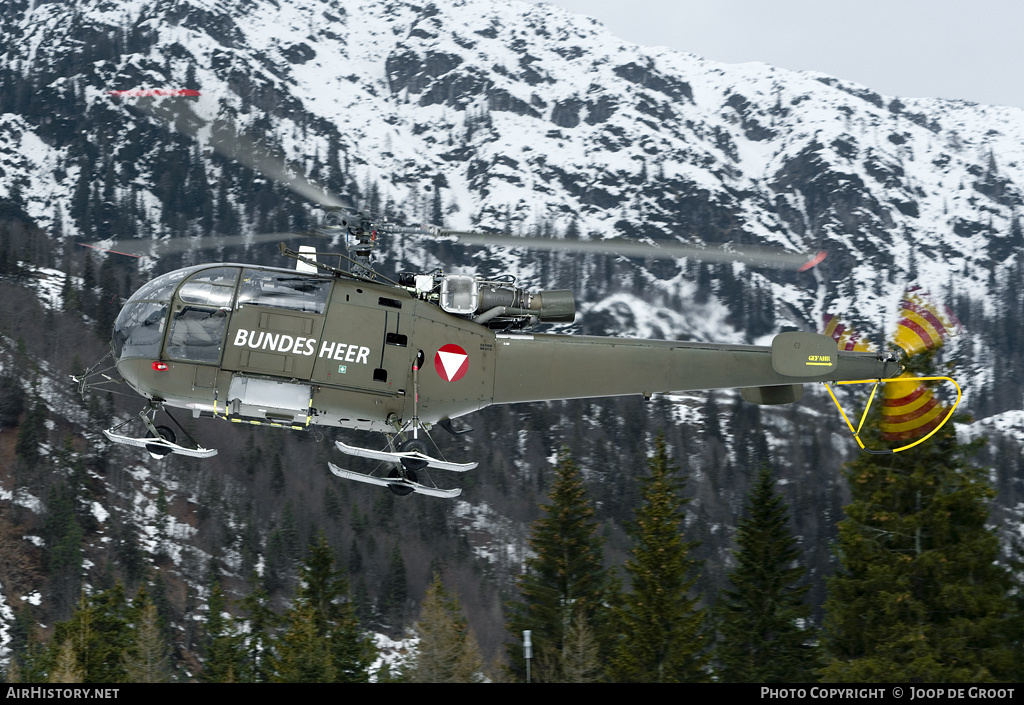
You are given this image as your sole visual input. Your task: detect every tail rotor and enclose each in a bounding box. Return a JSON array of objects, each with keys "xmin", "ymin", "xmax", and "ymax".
[
  {"xmin": 822, "ymin": 288, "xmax": 963, "ymax": 452},
  {"xmin": 879, "ymin": 288, "xmax": 963, "ymax": 441}
]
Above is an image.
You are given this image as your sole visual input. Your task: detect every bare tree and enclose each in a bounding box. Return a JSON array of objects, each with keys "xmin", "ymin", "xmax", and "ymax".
[
  {"xmin": 406, "ymin": 573, "xmax": 486, "ymax": 683},
  {"xmin": 122, "ymin": 601, "xmax": 171, "ymax": 683}
]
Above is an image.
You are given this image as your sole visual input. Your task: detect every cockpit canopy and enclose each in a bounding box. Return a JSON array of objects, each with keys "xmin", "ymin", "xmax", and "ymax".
[{"xmin": 112, "ymin": 265, "xmax": 332, "ymax": 364}]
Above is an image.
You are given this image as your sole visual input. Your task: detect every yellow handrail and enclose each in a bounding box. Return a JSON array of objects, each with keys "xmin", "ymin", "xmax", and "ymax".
[{"xmin": 823, "ymin": 376, "xmax": 962, "ymax": 454}]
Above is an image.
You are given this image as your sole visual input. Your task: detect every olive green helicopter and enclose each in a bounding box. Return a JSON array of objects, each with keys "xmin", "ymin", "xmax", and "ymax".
[{"xmin": 74, "ymin": 99, "xmax": 907, "ymax": 498}]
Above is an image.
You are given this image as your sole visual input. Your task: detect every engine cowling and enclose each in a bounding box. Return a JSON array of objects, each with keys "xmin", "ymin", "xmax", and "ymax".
[{"xmin": 410, "ymin": 273, "xmax": 576, "ymax": 327}]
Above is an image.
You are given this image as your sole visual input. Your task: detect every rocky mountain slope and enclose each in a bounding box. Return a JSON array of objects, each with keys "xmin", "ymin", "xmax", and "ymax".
[{"xmin": 0, "ymin": 0, "xmax": 1021, "ymax": 668}]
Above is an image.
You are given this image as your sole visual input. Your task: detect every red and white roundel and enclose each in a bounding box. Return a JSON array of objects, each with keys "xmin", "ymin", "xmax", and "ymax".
[{"xmin": 435, "ymin": 344, "xmax": 469, "ymax": 382}]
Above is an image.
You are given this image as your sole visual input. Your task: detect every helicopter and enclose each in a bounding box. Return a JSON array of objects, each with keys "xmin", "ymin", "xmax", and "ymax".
[{"xmin": 74, "ymin": 98, "xmax": 912, "ymax": 498}]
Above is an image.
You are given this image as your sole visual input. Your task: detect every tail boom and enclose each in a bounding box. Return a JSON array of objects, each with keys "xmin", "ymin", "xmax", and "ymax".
[{"xmin": 491, "ymin": 332, "xmax": 901, "ymax": 405}]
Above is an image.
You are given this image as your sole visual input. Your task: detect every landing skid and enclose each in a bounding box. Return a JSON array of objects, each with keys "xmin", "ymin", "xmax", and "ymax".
[
  {"xmin": 328, "ymin": 463, "xmax": 462, "ymax": 499},
  {"xmin": 334, "ymin": 440, "xmax": 477, "ymax": 472},
  {"xmin": 331, "ymin": 439, "xmax": 475, "ymax": 498},
  {"xmin": 103, "ymin": 430, "xmax": 218, "ymax": 459},
  {"xmin": 329, "ymin": 356, "xmax": 475, "ymax": 498},
  {"xmin": 104, "ymin": 405, "xmax": 217, "ymax": 459}
]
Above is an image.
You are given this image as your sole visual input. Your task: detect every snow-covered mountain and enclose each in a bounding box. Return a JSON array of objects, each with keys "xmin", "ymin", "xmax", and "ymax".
[
  {"xmin": 1, "ymin": 0, "xmax": 1022, "ymax": 665},
  {"xmin": 5, "ymin": 0, "xmax": 1023, "ymax": 307},
  {"xmin": 2, "ymin": 0, "xmax": 1022, "ymax": 370}
]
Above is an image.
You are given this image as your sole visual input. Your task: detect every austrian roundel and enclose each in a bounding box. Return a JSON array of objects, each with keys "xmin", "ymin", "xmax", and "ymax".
[{"xmin": 435, "ymin": 344, "xmax": 469, "ymax": 382}]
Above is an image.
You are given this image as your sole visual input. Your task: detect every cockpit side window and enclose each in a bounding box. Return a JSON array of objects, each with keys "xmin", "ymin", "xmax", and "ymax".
[
  {"xmin": 166, "ymin": 307, "xmax": 229, "ymax": 364},
  {"xmin": 237, "ymin": 269, "xmax": 331, "ymax": 314}
]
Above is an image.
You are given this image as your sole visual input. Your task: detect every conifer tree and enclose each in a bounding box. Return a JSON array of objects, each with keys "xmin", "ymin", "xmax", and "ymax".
[
  {"xmin": 236, "ymin": 575, "xmax": 278, "ymax": 683},
  {"xmin": 716, "ymin": 466, "xmax": 819, "ymax": 682},
  {"xmin": 611, "ymin": 435, "xmax": 707, "ymax": 682},
  {"xmin": 269, "ymin": 601, "xmax": 336, "ymax": 683},
  {"xmin": 60, "ymin": 262, "xmax": 80, "ymax": 314},
  {"xmin": 15, "ymin": 396, "xmax": 47, "ymax": 467},
  {"xmin": 0, "ymin": 373, "xmax": 24, "ymax": 428},
  {"xmin": 1008, "ymin": 539, "xmax": 1024, "ymax": 681},
  {"xmin": 202, "ymin": 579, "xmax": 244, "ymax": 682},
  {"xmin": 44, "ymin": 483, "xmax": 84, "ymax": 620},
  {"xmin": 380, "ymin": 544, "xmax": 408, "ymax": 627},
  {"xmin": 506, "ymin": 448, "xmax": 609, "ymax": 681},
  {"xmin": 50, "ymin": 585, "xmax": 134, "ymax": 683},
  {"xmin": 294, "ymin": 535, "xmax": 375, "ymax": 682},
  {"xmin": 93, "ymin": 255, "xmax": 121, "ymax": 338},
  {"xmin": 406, "ymin": 573, "xmax": 486, "ymax": 683},
  {"xmin": 263, "ymin": 536, "xmax": 374, "ymax": 683},
  {"xmin": 79, "ymin": 252, "xmax": 95, "ymax": 315},
  {"xmin": 6, "ymin": 624, "xmax": 49, "ymax": 683},
  {"xmin": 823, "ymin": 368, "xmax": 1016, "ymax": 682}
]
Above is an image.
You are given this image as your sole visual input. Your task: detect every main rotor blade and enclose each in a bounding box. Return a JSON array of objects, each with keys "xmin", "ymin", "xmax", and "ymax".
[
  {"xmin": 392, "ymin": 227, "xmax": 826, "ymax": 271},
  {"xmin": 78, "ymin": 232, "xmax": 317, "ymax": 259},
  {"xmin": 206, "ymin": 125, "xmax": 351, "ymax": 210},
  {"xmin": 126, "ymin": 98, "xmax": 351, "ymax": 210}
]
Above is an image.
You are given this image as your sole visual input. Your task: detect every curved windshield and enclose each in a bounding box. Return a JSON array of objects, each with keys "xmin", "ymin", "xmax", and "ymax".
[{"xmin": 112, "ymin": 301, "xmax": 168, "ymax": 359}]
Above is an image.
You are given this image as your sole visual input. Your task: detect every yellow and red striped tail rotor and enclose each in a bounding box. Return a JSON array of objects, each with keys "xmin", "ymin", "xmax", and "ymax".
[
  {"xmin": 880, "ymin": 288, "xmax": 962, "ymax": 441},
  {"xmin": 891, "ymin": 286, "xmax": 963, "ymax": 357},
  {"xmin": 822, "ymin": 313, "xmax": 873, "ymax": 352},
  {"xmin": 879, "ymin": 373, "xmax": 946, "ymax": 441},
  {"xmin": 821, "ymin": 288, "xmax": 963, "ymax": 451}
]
